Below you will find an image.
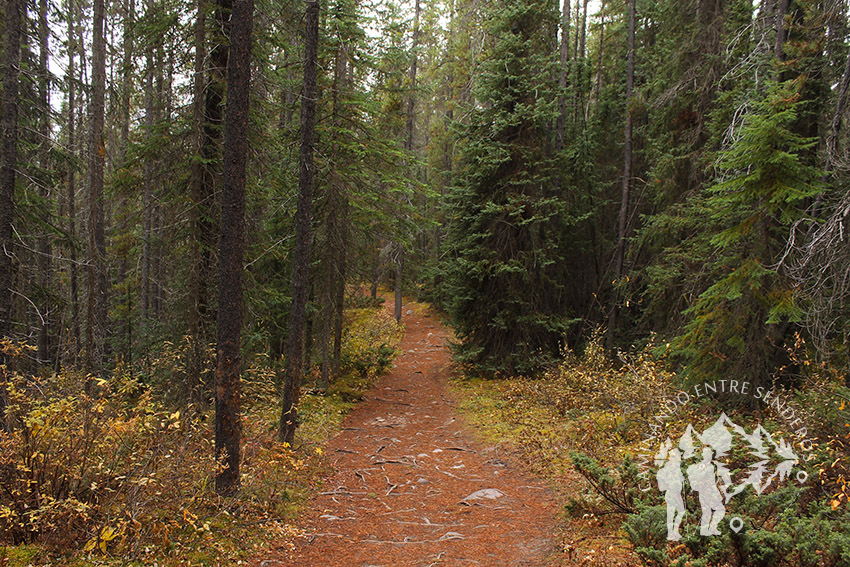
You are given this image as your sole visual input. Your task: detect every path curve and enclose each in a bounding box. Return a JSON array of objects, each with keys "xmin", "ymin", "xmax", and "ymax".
[{"xmin": 256, "ymin": 303, "xmax": 558, "ymax": 567}]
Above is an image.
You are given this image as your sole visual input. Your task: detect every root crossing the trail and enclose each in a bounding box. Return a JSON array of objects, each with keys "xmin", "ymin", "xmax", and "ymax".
[{"xmin": 255, "ymin": 303, "xmax": 558, "ymax": 567}]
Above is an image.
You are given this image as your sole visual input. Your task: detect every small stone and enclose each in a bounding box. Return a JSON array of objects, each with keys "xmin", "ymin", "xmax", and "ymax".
[{"xmin": 462, "ymin": 488, "xmax": 506, "ymax": 503}]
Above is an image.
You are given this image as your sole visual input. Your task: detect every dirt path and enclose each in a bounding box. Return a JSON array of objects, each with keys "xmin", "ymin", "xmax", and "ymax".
[{"xmin": 255, "ymin": 303, "xmax": 558, "ymax": 567}]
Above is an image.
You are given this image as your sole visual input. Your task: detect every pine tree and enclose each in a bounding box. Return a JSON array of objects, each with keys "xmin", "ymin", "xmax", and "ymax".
[
  {"xmin": 215, "ymin": 0, "xmax": 253, "ymax": 495},
  {"xmin": 279, "ymin": 0, "xmax": 319, "ymax": 445}
]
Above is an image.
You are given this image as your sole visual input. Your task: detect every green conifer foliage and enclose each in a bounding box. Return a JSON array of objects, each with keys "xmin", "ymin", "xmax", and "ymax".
[
  {"xmin": 675, "ymin": 78, "xmax": 822, "ymax": 387},
  {"xmin": 441, "ymin": 0, "xmax": 573, "ymax": 375}
]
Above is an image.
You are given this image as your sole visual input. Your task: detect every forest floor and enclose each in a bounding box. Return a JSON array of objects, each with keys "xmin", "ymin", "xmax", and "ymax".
[{"xmin": 252, "ymin": 301, "xmax": 563, "ymax": 567}]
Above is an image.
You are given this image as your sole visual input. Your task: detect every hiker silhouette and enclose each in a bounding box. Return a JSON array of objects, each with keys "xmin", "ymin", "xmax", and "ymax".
[
  {"xmin": 687, "ymin": 446, "xmax": 725, "ymax": 536},
  {"xmin": 656, "ymin": 445, "xmax": 685, "ymax": 541}
]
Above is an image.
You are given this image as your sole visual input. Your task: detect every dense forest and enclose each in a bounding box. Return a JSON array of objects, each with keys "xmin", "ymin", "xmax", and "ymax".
[{"xmin": 2, "ymin": 0, "xmax": 850, "ymax": 562}]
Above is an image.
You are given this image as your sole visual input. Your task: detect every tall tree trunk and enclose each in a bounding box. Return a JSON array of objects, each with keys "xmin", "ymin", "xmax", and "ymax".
[
  {"xmin": 86, "ymin": 0, "xmax": 108, "ymax": 378},
  {"xmin": 396, "ymin": 0, "xmax": 420, "ymax": 323},
  {"xmin": 329, "ymin": 40, "xmax": 350, "ymax": 383},
  {"xmin": 66, "ymin": 0, "xmax": 80, "ymax": 358},
  {"xmin": 117, "ymin": 0, "xmax": 135, "ymax": 363},
  {"xmin": 556, "ymin": 0, "xmax": 570, "ymax": 152},
  {"xmin": 577, "ymin": 0, "xmax": 588, "ymax": 121},
  {"xmin": 331, "ymin": 202, "xmax": 347, "ymax": 380},
  {"xmin": 394, "ymin": 250, "xmax": 403, "ymax": 321},
  {"xmin": 774, "ymin": 0, "xmax": 790, "ymax": 64},
  {"xmin": 140, "ymin": 43, "xmax": 154, "ymax": 334},
  {"xmin": 37, "ymin": 0, "xmax": 53, "ymax": 366},
  {"xmin": 215, "ymin": 0, "xmax": 253, "ymax": 496},
  {"xmin": 188, "ymin": 0, "xmax": 208, "ymax": 402},
  {"xmin": 594, "ymin": 0, "xmax": 604, "ymax": 104},
  {"xmin": 0, "ymin": 0, "xmax": 21, "ymax": 424},
  {"xmin": 151, "ymin": 53, "xmax": 165, "ymax": 320},
  {"xmin": 192, "ymin": 0, "xmax": 232, "ymax": 388},
  {"xmin": 279, "ymin": 0, "xmax": 319, "ymax": 445},
  {"xmin": 607, "ymin": 0, "xmax": 635, "ymax": 350}
]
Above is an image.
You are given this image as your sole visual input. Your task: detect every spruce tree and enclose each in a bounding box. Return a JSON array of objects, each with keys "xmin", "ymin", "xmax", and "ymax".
[
  {"xmin": 675, "ymin": 78, "xmax": 822, "ymax": 388},
  {"xmin": 441, "ymin": 0, "xmax": 572, "ymax": 375}
]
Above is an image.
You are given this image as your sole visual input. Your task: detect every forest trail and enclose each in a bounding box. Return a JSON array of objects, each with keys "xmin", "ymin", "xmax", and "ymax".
[{"xmin": 254, "ymin": 301, "xmax": 558, "ymax": 566}]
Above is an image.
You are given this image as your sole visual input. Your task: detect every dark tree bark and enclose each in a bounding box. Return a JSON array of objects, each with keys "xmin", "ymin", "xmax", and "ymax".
[
  {"xmin": 215, "ymin": 0, "xmax": 253, "ymax": 496},
  {"xmin": 191, "ymin": 0, "xmax": 232, "ymax": 396},
  {"xmin": 0, "ymin": 0, "xmax": 21, "ymax": 423},
  {"xmin": 577, "ymin": 0, "xmax": 588, "ymax": 121},
  {"xmin": 594, "ymin": 0, "xmax": 604, "ymax": 103},
  {"xmin": 556, "ymin": 0, "xmax": 570, "ymax": 152},
  {"xmin": 188, "ymin": 0, "xmax": 208, "ymax": 402},
  {"xmin": 395, "ymin": 0, "xmax": 420, "ymax": 323},
  {"xmin": 66, "ymin": 0, "xmax": 80, "ymax": 357},
  {"xmin": 37, "ymin": 0, "xmax": 54, "ymax": 366},
  {"xmin": 117, "ymin": 0, "xmax": 135, "ymax": 362},
  {"xmin": 140, "ymin": 42, "xmax": 155, "ymax": 334},
  {"xmin": 774, "ymin": 0, "xmax": 790, "ymax": 63},
  {"xmin": 86, "ymin": 0, "xmax": 109, "ymax": 377},
  {"xmin": 320, "ymin": 39, "xmax": 351, "ymax": 389},
  {"xmin": 279, "ymin": 0, "xmax": 319, "ymax": 445},
  {"xmin": 607, "ymin": 0, "xmax": 635, "ymax": 350}
]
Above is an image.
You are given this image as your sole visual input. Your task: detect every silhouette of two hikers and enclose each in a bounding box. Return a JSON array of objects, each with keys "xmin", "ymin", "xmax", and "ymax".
[
  {"xmin": 656, "ymin": 444, "xmax": 726, "ymax": 539},
  {"xmin": 687, "ymin": 447, "xmax": 725, "ymax": 535}
]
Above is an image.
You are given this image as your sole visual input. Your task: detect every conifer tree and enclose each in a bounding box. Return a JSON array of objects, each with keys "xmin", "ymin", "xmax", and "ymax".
[
  {"xmin": 441, "ymin": 0, "xmax": 572, "ymax": 375},
  {"xmin": 675, "ymin": 79, "xmax": 821, "ymax": 387}
]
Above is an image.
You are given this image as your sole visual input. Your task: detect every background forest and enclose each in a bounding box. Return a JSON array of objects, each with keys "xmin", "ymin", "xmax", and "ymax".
[{"xmin": 2, "ymin": 0, "xmax": 850, "ymax": 562}]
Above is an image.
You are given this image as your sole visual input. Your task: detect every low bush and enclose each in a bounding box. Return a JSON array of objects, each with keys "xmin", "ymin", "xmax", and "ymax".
[{"xmin": 0, "ymin": 302, "xmax": 403, "ymax": 565}]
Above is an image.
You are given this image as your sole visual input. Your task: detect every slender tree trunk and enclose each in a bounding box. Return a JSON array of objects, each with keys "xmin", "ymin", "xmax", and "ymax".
[
  {"xmin": 117, "ymin": 0, "xmax": 135, "ymax": 363},
  {"xmin": 320, "ymin": 43, "xmax": 349, "ymax": 392},
  {"xmin": 774, "ymin": 0, "xmax": 790, "ymax": 63},
  {"xmin": 394, "ymin": 251, "xmax": 404, "ymax": 322},
  {"xmin": 86, "ymin": 0, "xmax": 109, "ymax": 377},
  {"xmin": 279, "ymin": 0, "xmax": 319, "ymax": 445},
  {"xmin": 328, "ymin": 41, "xmax": 349, "ymax": 383},
  {"xmin": 607, "ymin": 0, "xmax": 635, "ymax": 350},
  {"xmin": 331, "ymin": 205, "xmax": 347, "ymax": 379},
  {"xmin": 0, "ymin": 0, "xmax": 21, "ymax": 424},
  {"xmin": 556, "ymin": 0, "xmax": 570, "ymax": 152},
  {"xmin": 67, "ymin": 0, "xmax": 80, "ymax": 357},
  {"xmin": 197, "ymin": 0, "xmax": 232, "ymax": 349},
  {"xmin": 151, "ymin": 54, "xmax": 165, "ymax": 320},
  {"xmin": 37, "ymin": 0, "xmax": 53, "ymax": 366},
  {"xmin": 304, "ymin": 280, "xmax": 314, "ymax": 371},
  {"xmin": 578, "ymin": 0, "xmax": 588, "ymax": 121},
  {"xmin": 396, "ymin": 0, "xmax": 420, "ymax": 323},
  {"xmin": 215, "ymin": 0, "xmax": 253, "ymax": 496},
  {"xmin": 371, "ymin": 248, "xmax": 380, "ymax": 299},
  {"xmin": 594, "ymin": 0, "xmax": 604, "ymax": 104},
  {"xmin": 188, "ymin": 0, "xmax": 208, "ymax": 402},
  {"xmin": 140, "ymin": 45, "xmax": 154, "ymax": 333}
]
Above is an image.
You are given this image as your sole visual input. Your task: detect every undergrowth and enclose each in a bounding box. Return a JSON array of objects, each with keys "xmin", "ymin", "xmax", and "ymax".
[
  {"xmin": 451, "ymin": 329, "xmax": 850, "ymax": 566},
  {"xmin": 0, "ymin": 303, "xmax": 402, "ymax": 566}
]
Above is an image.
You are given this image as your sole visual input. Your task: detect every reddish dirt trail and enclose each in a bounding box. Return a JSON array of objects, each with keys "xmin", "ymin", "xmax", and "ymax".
[{"xmin": 255, "ymin": 304, "xmax": 559, "ymax": 567}]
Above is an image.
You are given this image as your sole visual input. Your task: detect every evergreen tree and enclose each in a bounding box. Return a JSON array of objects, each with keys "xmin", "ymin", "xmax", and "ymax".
[
  {"xmin": 675, "ymin": 78, "xmax": 822, "ymax": 387},
  {"xmin": 441, "ymin": 0, "xmax": 573, "ymax": 375}
]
